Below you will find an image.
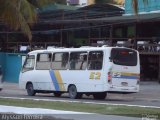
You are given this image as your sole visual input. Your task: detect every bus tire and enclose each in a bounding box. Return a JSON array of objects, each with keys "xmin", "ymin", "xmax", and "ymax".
[
  {"xmin": 68, "ymin": 85, "xmax": 82, "ymax": 99},
  {"xmin": 26, "ymin": 83, "xmax": 36, "ymax": 96},
  {"xmin": 93, "ymin": 92, "xmax": 106, "ymax": 100},
  {"xmin": 54, "ymin": 92, "xmax": 62, "ymax": 97}
]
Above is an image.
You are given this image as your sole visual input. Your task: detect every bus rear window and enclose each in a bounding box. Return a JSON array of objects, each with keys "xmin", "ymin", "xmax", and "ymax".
[{"xmin": 111, "ymin": 48, "xmax": 137, "ymax": 66}]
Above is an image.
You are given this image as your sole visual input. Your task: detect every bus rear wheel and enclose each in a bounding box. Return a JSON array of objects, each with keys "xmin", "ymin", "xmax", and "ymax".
[
  {"xmin": 26, "ymin": 83, "xmax": 36, "ymax": 96},
  {"xmin": 93, "ymin": 92, "xmax": 106, "ymax": 100},
  {"xmin": 68, "ymin": 85, "xmax": 82, "ymax": 99}
]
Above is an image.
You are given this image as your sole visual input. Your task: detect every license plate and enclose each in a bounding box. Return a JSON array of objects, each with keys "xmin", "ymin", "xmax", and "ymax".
[{"xmin": 121, "ymin": 82, "xmax": 128, "ymax": 86}]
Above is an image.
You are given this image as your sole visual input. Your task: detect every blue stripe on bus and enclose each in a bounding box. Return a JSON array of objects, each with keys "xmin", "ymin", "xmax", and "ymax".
[{"xmin": 49, "ymin": 70, "xmax": 60, "ymax": 91}]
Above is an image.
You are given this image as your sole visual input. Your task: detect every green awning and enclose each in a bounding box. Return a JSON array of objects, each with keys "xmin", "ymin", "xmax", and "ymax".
[{"xmin": 38, "ymin": 3, "xmax": 78, "ymax": 13}]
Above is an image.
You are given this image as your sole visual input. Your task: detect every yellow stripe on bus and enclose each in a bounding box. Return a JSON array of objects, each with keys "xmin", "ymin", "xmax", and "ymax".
[
  {"xmin": 54, "ymin": 71, "xmax": 65, "ymax": 91},
  {"xmin": 121, "ymin": 72, "xmax": 140, "ymax": 77}
]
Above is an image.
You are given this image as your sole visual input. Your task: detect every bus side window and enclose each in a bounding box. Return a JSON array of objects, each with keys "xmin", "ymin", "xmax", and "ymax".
[
  {"xmin": 36, "ymin": 53, "xmax": 52, "ymax": 70},
  {"xmin": 69, "ymin": 52, "xmax": 88, "ymax": 70},
  {"xmin": 88, "ymin": 51, "xmax": 103, "ymax": 70},
  {"xmin": 52, "ymin": 52, "xmax": 69, "ymax": 70},
  {"xmin": 22, "ymin": 55, "xmax": 35, "ymax": 72},
  {"xmin": 80, "ymin": 54, "xmax": 87, "ymax": 70}
]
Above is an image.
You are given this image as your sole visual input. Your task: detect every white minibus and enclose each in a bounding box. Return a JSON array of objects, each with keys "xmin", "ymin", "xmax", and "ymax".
[{"xmin": 19, "ymin": 46, "xmax": 140, "ymax": 99}]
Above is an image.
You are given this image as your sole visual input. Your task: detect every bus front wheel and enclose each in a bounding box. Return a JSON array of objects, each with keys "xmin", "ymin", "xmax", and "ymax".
[
  {"xmin": 68, "ymin": 85, "xmax": 82, "ymax": 99},
  {"xmin": 26, "ymin": 83, "xmax": 36, "ymax": 96},
  {"xmin": 93, "ymin": 92, "xmax": 106, "ymax": 100}
]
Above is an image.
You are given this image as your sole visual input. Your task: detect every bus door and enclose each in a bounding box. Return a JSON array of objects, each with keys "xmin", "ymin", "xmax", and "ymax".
[
  {"xmin": 34, "ymin": 53, "xmax": 52, "ymax": 90},
  {"xmin": 109, "ymin": 48, "xmax": 139, "ymax": 87}
]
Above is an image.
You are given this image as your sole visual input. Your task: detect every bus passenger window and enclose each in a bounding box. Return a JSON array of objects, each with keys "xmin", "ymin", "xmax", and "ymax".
[
  {"xmin": 69, "ymin": 52, "xmax": 88, "ymax": 70},
  {"xmin": 88, "ymin": 51, "xmax": 103, "ymax": 70},
  {"xmin": 52, "ymin": 53, "xmax": 69, "ymax": 70},
  {"xmin": 22, "ymin": 55, "xmax": 35, "ymax": 72},
  {"xmin": 36, "ymin": 53, "xmax": 52, "ymax": 70}
]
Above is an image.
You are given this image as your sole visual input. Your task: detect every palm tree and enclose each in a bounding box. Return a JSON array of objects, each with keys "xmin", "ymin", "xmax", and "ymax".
[{"xmin": 0, "ymin": 0, "xmax": 54, "ymax": 41}]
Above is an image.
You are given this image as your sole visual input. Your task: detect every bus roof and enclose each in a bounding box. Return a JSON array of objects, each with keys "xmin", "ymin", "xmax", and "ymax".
[{"xmin": 28, "ymin": 46, "xmax": 136, "ymax": 55}]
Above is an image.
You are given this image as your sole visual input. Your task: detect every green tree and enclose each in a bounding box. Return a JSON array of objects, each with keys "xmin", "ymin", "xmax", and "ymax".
[{"xmin": 0, "ymin": 0, "xmax": 54, "ymax": 41}]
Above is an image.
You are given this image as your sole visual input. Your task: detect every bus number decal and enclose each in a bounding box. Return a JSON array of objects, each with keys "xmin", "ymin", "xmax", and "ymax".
[
  {"xmin": 89, "ymin": 72, "xmax": 101, "ymax": 80},
  {"xmin": 89, "ymin": 72, "xmax": 95, "ymax": 79},
  {"xmin": 95, "ymin": 72, "xmax": 101, "ymax": 80}
]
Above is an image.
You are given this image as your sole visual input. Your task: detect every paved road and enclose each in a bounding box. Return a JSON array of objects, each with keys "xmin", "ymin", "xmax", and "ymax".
[
  {"xmin": 0, "ymin": 82, "xmax": 160, "ymax": 107},
  {"xmin": 0, "ymin": 82, "xmax": 159, "ymax": 120}
]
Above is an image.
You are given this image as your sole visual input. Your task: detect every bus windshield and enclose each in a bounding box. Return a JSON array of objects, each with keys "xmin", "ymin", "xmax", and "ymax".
[
  {"xmin": 110, "ymin": 48, "xmax": 137, "ymax": 66},
  {"xmin": 22, "ymin": 55, "xmax": 35, "ymax": 72}
]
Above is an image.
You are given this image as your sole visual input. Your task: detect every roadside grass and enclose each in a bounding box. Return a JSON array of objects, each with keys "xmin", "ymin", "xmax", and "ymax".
[{"xmin": 0, "ymin": 98, "xmax": 160, "ymax": 118}]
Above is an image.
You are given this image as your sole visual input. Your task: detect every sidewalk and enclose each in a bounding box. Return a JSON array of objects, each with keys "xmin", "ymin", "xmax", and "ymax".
[
  {"xmin": 0, "ymin": 105, "xmax": 141, "ymax": 120},
  {"xmin": 0, "ymin": 105, "xmax": 90, "ymax": 114}
]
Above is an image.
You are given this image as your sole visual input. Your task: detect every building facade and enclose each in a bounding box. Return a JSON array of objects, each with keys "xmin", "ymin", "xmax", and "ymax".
[
  {"xmin": 125, "ymin": 0, "xmax": 160, "ymax": 82},
  {"xmin": 125, "ymin": 0, "xmax": 160, "ymax": 15},
  {"xmin": 1, "ymin": 0, "xmax": 160, "ymax": 83}
]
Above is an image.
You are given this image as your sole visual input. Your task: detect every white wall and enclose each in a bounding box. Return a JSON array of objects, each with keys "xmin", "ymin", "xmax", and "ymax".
[{"xmin": 67, "ymin": 0, "xmax": 88, "ymax": 7}]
